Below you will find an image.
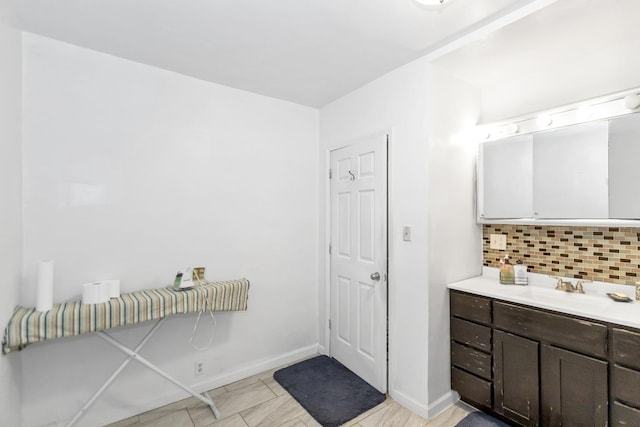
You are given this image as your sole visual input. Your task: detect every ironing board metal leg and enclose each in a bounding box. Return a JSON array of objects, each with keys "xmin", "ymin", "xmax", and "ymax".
[
  {"xmin": 65, "ymin": 318, "xmax": 167, "ymax": 427},
  {"xmin": 97, "ymin": 330, "xmax": 220, "ymax": 419},
  {"xmin": 203, "ymin": 392, "xmax": 221, "ymax": 418}
]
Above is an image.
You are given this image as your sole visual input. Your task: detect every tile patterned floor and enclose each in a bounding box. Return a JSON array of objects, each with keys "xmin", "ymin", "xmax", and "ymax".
[{"xmin": 106, "ymin": 360, "xmax": 474, "ymax": 427}]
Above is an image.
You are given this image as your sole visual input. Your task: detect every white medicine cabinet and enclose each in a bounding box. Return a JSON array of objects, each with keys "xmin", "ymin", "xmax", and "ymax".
[
  {"xmin": 533, "ymin": 121, "xmax": 608, "ymax": 219},
  {"xmin": 609, "ymin": 114, "xmax": 640, "ymax": 219},
  {"xmin": 478, "ymin": 135, "xmax": 532, "ymax": 219},
  {"xmin": 477, "ymin": 113, "xmax": 640, "ymax": 223}
]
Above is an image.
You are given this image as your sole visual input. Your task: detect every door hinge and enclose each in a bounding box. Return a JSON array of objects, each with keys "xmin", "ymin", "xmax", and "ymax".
[
  {"xmin": 329, "ymin": 319, "xmax": 332, "ymax": 330},
  {"xmin": 329, "ymin": 168, "xmax": 332, "ymax": 179},
  {"xmin": 329, "ymin": 244, "xmax": 332, "ymax": 255}
]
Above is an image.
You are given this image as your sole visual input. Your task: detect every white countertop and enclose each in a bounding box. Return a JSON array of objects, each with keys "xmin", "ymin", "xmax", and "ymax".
[{"xmin": 448, "ymin": 267, "xmax": 640, "ymax": 329}]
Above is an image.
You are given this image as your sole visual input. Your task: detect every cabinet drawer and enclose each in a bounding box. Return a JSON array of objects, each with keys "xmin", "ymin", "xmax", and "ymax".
[
  {"xmin": 612, "ymin": 401, "xmax": 640, "ymax": 426},
  {"xmin": 451, "ymin": 291, "xmax": 492, "ymax": 324},
  {"xmin": 613, "ymin": 364, "xmax": 640, "ymax": 408},
  {"xmin": 451, "ymin": 341, "xmax": 492, "ymax": 380},
  {"xmin": 452, "ymin": 367, "xmax": 492, "ymax": 408},
  {"xmin": 494, "ymin": 301, "xmax": 607, "ymax": 358},
  {"xmin": 613, "ymin": 328, "xmax": 640, "ymax": 370},
  {"xmin": 451, "ymin": 317, "xmax": 492, "ymax": 352}
]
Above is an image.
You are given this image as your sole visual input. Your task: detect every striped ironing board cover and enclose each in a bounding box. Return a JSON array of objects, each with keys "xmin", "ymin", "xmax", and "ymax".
[{"xmin": 2, "ymin": 278, "xmax": 250, "ymax": 355}]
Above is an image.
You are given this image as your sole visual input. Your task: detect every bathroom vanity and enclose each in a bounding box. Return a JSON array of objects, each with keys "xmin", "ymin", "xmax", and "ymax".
[{"xmin": 448, "ymin": 275, "xmax": 640, "ymax": 427}]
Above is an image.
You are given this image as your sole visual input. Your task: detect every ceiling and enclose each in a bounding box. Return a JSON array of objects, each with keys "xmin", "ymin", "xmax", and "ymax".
[
  {"xmin": 8, "ymin": 0, "xmax": 543, "ymax": 107},
  {"xmin": 8, "ymin": 0, "xmax": 640, "ymax": 109}
]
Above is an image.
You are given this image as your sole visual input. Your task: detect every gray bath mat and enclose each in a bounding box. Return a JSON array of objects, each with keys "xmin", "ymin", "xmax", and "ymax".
[
  {"xmin": 273, "ymin": 355, "xmax": 386, "ymax": 427},
  {"xmin": 456, "ymin": 411, "xmax": 511, "ymax": 427}
]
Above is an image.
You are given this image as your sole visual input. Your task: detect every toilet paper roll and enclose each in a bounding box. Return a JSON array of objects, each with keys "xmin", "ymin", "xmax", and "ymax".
[
  {"xmin": 82, "ymin": 282, "xmax": 110, "ymax": 305},
  {"xmin": 36, "ymin": 260, "xmax": 54, "ymax": 312},
  {"xmin": 104, "ymin": 279, "xmax": 120, "ymax": 298}
]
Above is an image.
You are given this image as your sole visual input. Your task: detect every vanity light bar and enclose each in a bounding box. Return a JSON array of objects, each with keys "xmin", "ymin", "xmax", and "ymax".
[{"xmin": 475, "ymin": 88, "xmax": 640, "ymax": 142}]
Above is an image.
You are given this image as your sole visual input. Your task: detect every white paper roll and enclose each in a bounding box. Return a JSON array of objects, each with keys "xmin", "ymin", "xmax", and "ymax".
[
  {"xmin": 99, "ymin": 281, "xmax": 111, "ymax": 302},
  {"xmin": 82, "ymin": 282, "xmax": 110, "ymax": 305},
  {"xmin": 104, "ymin": 279, "xmax": 120, "ymax": 298},
  {"xmin": 36, "ymin": 260, "xmax": 54, "ymax": 312}
]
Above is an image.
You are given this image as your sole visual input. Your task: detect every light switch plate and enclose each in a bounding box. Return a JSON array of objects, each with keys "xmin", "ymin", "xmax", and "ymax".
[
  {"xmin": 490, "ymin": 234, "xmax": 507, "ymax": 250},
  {"xmin": 403, "ymin": 226, "xmax": 411, "ymax": 242}
]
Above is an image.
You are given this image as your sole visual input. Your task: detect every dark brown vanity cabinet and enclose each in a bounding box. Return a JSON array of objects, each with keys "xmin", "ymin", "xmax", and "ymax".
[
  {"xmin": 450, "ymin": 292, "xmax": 493, "ymax": 410},
  {"xmin": 611, "ymin": 328, "xmax": 640, "ymax": 425},
  {"xmin": 494, "ymin": 330, "xmax": 539, "ymax": 426},
  {"xmin": 494, "ymin": 300, "xmax": 608, "ymax": 427},
  {"xmin": 541, "ymin": 345, "xmax": 608, "ymax": 426},
  {"xmin": 450, "ymin": 290, "xmax": 612, "ymax": 427}
]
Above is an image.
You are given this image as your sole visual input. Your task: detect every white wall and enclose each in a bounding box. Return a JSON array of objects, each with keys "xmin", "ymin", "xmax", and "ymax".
[
  {"xmin": 478, "ymin": 35, "xmax": 640, "ymax": 122},
  {"xmin": 425, "ymin": 66, "xmax": 482, "ymax": 407},
  {"xmin": 0, "ymin": 1, "xmax": 23, "ymax": 425},
  {"xmin": 431, "ymin": 1, "xmax": 640, "ymax": 124},
  {"xmin": 320, "ymin": 56, "xmax": 430, "ymax": 410},
  {"xmin": 320, "ymin": 58, "xmax": 481, "ymax": 417},
  {"xmin": 21, "ymin": 33, "xmax": 319, "ymax": 427}
]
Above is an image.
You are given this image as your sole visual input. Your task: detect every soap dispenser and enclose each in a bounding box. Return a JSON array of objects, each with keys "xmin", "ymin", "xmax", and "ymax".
[
  {"xmin": 513, "ymin": 260, "xmax": 528, "ymax": 285},
  {"xmin": 499, "ymin": 255, "xmax": 515, "ymax": 285}
]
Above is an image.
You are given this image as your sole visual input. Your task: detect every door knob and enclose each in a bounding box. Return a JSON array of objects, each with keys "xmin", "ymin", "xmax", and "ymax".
[{"xmin": 370, "ymin": 272, "xmax": 380, "ymax": 281}]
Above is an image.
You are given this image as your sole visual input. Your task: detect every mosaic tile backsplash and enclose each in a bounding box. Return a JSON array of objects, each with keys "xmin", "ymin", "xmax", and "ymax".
[{"xmin": 483, "ymin": 224, "xmax": 640, "ymax": 286}]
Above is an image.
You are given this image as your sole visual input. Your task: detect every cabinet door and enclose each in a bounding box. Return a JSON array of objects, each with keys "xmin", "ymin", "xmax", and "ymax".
[
  {"xmin": 478, "ymin": 135, "xmax": 533, "ymax": 219},
  {"xmin": 494, "ymin": 330, "xmax": 539, "ymax": 426},
  {"xmin": 541, "ymin": 345, "xmax": 608, "ymax": 427},
  {"xmin": 609, "ymin": 114, "xmax": 640, "ymax": 219},
  {"xmin": 533, "ymin": 121, "xmax": 608, "ymax": 219}
]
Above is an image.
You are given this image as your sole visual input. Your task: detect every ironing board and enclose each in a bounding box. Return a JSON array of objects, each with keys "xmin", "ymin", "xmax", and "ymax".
[{"xmin": 2, "ymin": 278, "xmax": 250, "ymax": 426}]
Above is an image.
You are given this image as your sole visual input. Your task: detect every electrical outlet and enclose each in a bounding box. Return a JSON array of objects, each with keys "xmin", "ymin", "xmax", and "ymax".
[
  {"xmin": 194, "ymin": 361, "xmax": 204, "ymax": 376},
  {"xmin": 490, "ymin": 234, "xmax": 507, "ymax": 250}
]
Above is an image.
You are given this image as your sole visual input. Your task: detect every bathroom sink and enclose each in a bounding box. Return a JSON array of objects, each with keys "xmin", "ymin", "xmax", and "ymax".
[{"xmin": 511, "ymin": 287, "xmax": 610, "ymax": 311}]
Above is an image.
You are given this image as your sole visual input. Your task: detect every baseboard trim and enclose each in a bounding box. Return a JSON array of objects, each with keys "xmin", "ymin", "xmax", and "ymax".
[
  {"xmin": 389, "ymin": 388, "xmax": 430, "ymax": 419},
  {"xmin": 103, "ymin": 344, "xmax": 319, "ymax": 426},
  {"xmin": 192, "ymin": 344, "xmax": 319, "ymax": 391},
  {"xmin": 390, "ymin": 388, "xmax": 459, "ymax": 421},
  {"xmin": 427, "ymin": 390, "xmax": 459, "ymax": 419}
]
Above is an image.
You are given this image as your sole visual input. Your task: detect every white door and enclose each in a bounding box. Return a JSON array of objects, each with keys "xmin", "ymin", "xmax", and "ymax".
[{"xmin": 329, "ymin": 134, "xmax": 387, "ymax": 393}]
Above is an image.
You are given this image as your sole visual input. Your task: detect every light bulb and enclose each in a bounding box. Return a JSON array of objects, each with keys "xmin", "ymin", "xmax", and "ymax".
[
  {"xmin": 413, "ymin": 0, "xmax": 452, "ymax": 8},
  {"xmin": 506, "ymin": 123, "xmax": 519, "ymax": 135},
  {"xmin": 624, "ymin": 94, "xmax": 640, "ymax": 110},
  {"xmin": 537, "ymin": 115, "xmax": 553, "ymax": 127},
  {"xmin": 576, "ymin": 105, "xmax": 594, "ymax": 121},
  {"xmin": 414, "ymin": 0, "xmax": 449, "ymax": 4}
]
